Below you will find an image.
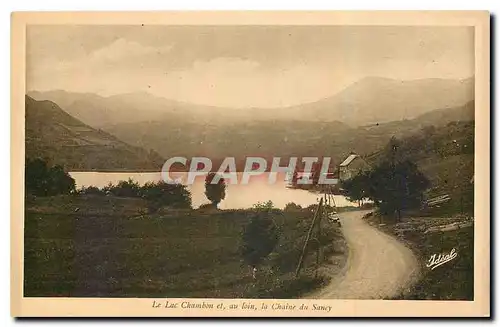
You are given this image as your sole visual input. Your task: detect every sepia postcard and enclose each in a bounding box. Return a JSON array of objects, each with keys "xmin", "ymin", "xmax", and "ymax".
[{"xmin": 11, "ymin": 11, "xmax": 490, "ymax": 317}]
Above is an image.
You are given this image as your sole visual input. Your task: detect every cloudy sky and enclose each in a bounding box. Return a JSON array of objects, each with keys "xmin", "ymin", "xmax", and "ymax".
[{"xmin": 26, "ymin": 25, "xmax": 474, "ymax": 108}]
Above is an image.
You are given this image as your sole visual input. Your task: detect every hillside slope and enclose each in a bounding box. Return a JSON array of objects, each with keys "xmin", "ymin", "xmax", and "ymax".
[
  {"xmin": 103, "ymin": 119, "xmax": 354, "ymax": 167},
  {"xmin": 25, "ymin": 95, "xmax": 165, "ymax": 171}
]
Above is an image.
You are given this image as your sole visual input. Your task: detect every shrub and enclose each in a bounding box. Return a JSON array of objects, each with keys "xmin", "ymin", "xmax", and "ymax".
[
  {"xmin": 25, "ymin": 158, "xmax": 75, "ymax": 196},
  {"xmin": 204, "ymin": 173, "xmax": 226, "ymax": 208},
  {"xmin": 197, "ymin": 203, "xmax": 215, "ymax": 211},
  {"xmin": 252, "ymin": 200, "xmax": 275, "ymax": 211},
  {"xmin": 141, "ymin": 180, "xmax": 192, "ymax": 210},
  {"xmin": 284, "ymin": 202, "xmax": 302, "ymax": 212},
  {"xmin": 240, "ymin": 211, "xmax": 280, "ymax": 273},
  {"xmin": 74, "ymin": 179, "xmax": 192, "ymax": 212},
  {"xmin": 78, "ymin": 186, "xmax": 105, "ymax": 196},
  {"xmin": 108, "ymin": 178, "xmax": 141, "ymax": 197}
]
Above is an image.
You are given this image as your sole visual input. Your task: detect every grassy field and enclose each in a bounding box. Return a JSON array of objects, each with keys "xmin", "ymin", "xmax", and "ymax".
[
  {"xmin": 366, "ymin": 213, "xmax": 474, "ymax": 300},
  {"xmin": 24, "ymin": 195, "xmax": 346, "ymax": 298}
]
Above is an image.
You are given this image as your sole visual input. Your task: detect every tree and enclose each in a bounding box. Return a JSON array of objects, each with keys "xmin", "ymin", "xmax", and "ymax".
[
  {"xmin": 25, "ymin": 158, "xmax": 50, "ymax": 196},
  {"xmin": 342, "ymin": 171, "xmax": 371, "ymax": 204},
  {"xmin": 342, "ymin": 138, "xmax": 429, "ymax": 222},
  {"xmin": 48, "ymin": 164, "xmax": 76, "ymax": 195},
  {"xmin": 204, "ymin": 173, "xmax": 226, "ymax": 208},
  {"xmin": 284, "ymin": 202, "xmax": 302, "ymax": 212},
  {"xmin": 310, "ymin": 161, "xmax": 321, "ymax": 185},
  {"xmin": 369, "ymin": 159, "xmax": 429, "ymax": 221},
  {"xmin": 25, "ymin": 158, "xmax": 75, "ymax": 196},
  {"xmin": 240, "ymin": 212, "xmax": 280, "ymax": 279}
]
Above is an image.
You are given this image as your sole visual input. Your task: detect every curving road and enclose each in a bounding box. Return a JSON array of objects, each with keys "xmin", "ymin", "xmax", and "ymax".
[{"xmin": 308, "ymin": 210, "xmax": 420, "ymax": 299}]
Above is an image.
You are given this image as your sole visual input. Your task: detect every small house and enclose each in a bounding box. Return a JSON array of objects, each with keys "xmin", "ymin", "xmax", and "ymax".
[{"xmin": 338, "ymin": 153, "xmax": 370, "ymax": 182}]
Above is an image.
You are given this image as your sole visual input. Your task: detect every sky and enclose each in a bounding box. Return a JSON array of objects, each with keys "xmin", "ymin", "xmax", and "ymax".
[{"xmin": 26, "ymin": 25, "xmax": 474, "ymax": 108}]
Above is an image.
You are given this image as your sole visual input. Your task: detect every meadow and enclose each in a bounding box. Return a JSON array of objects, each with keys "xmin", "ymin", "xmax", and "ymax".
[{"xmin": 24, "ymin": 195, "xmax": 346, "ymax": 298}]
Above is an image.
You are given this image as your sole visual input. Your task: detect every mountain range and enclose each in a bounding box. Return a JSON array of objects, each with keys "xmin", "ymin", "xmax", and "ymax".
[{"xmin": 28, "ymin": 76, "xmax": 474, "ymax": 128}]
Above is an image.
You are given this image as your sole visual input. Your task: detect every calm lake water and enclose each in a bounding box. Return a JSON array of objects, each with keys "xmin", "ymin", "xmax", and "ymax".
[{"xmin": 69, "ymin": 172, "xmax": 356, "ymax": 209}]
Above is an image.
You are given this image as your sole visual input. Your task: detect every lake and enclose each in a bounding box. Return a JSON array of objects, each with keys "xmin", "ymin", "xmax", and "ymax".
[{"xmin": 69, "ymin": 172, "xmax": 356, "ymax": 209}]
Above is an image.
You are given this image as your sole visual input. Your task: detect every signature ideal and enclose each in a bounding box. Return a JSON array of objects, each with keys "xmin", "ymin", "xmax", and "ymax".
[{"xmin": 426, "ymin": 248, "xmax": 458, "ymax": 270}]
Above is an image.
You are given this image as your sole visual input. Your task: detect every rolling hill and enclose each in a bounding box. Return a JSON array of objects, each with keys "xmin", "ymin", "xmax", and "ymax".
[
  {"xmin": 101, "ymin": 100, "xmax": 475, "ymax": 170},
  {"xmin": 28, "ymin": 76, "xmax": 474, "ymax": 128},
  {"xmin": 25, "ymin": 95, "xmax": 165, "ymax": 171},
  {"xmin": 279, "ymin": 77, "xmax": 474, "ymax": 125}
]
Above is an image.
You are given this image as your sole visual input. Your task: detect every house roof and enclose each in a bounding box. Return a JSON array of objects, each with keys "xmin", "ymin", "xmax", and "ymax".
[{"xmin": 339, "ymin": 154, "xmax": 358, "ymax": 167}]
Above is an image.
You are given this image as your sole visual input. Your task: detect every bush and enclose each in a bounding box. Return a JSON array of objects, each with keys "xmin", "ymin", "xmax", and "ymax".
[
  {"xmin": 270, "ymin": 247, "xmax": 302, "ymax": 273},
  {"xmin": 197, "ymin": 203, "xmax": 216, "ymax": 211},
  {"xmin": 78, "ymin": 186, "xmax": 105, "ymax": 196},
  {"xmin": 240, "ymin": 211, "xmax": 280, "ymax": 271},
  {"xmin": 108, "ymin": 178, "xmax": 141, "ymax": 197},
  {"xmin": 284, "ymin": 202, "xmax": 302, "ymax": 212},
  {"xmin": 25, "ymin": 158, "xmax": 75, "ymax": 196},
  {"xmin": 74, "ymin": 179, "xmax": 192, "ymax": 212},
  {"xmin": 141, "ymin": 180, "xmax": 192, "ymax": 210}
]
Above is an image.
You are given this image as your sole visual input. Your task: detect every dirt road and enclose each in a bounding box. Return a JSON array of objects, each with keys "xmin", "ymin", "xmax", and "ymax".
[{"xmin": 309, "ymin": 210, "xmax": 419, "ymax": 299}]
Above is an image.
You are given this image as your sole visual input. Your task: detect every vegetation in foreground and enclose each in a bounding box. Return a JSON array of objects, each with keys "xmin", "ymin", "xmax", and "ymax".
[{"xmin": 24, "ymin": 158, "xmax": 347, "ymax": 298}]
